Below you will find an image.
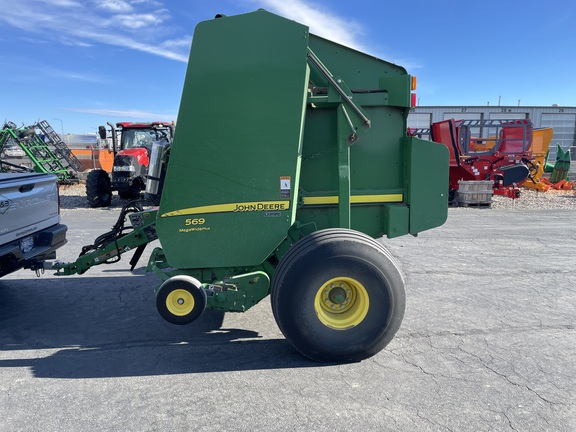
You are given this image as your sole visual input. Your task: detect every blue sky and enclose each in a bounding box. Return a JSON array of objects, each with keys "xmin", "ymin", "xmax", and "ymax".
[{"xmin": 1, "ymin": 0, "xmax": 574, "ymax": 133}]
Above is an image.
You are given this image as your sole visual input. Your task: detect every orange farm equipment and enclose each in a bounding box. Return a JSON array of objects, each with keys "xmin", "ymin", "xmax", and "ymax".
[{"xmin": 521, "ymin": 127, "xmax": 554, "ymax": 191}]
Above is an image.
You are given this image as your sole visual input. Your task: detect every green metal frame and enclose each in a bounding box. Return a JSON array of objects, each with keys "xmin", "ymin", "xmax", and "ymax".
[{"xmin": 0, "ymin": 125, "xmax": 73, "ymax": 181}]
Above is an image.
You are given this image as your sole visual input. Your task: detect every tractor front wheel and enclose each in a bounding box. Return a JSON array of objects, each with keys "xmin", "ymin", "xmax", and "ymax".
[
  {"xmin": 156, "ymin": 276, "xmax": 207, "ymax": 325},
  {"xmin": 118, "ymin": 181, "xmax": 142, "ymax": 199},
  {"xmin": 86, "ymin": 169, "xmax": 112, "ymax": 207},
  {"xmin": 271, "ymin": 228, "xmax": 405, "ymax": 362}
]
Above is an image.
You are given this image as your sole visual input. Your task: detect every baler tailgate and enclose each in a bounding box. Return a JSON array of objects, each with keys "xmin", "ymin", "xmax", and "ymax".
[{"xmin": 156, "ymin": 11, "xmax": 310, "ymax": 269}]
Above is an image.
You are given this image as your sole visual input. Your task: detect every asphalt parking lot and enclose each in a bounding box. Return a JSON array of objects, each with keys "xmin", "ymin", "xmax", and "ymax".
[{"xmin": 1, "ymin": 206, "xmax": 575, "ymax": 431}]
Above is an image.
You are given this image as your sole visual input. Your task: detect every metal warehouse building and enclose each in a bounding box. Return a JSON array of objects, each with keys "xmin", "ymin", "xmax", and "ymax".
[{"xmin": 408, "ymin": 106, "xmax": 576, "ymax": 159}]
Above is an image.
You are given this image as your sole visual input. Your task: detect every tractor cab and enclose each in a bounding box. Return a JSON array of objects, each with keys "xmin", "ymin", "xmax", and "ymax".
[
  {"xmin": 118, "ymin": 122, "xmax": 172, "ymax": 152},
  {"xmin": 86, "ymin": 121, "xmax": 174, "ymax": 207}
]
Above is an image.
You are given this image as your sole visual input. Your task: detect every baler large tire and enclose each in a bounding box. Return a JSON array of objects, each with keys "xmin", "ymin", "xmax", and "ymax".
[
  {"xmin": 156, "ymin": 276, "xmax": 207, "ymax": 325},
  {"xmin": 86, "ymin": 169, "xmax": 112, "ymax": 207},
  {"xmin": 271, "ymin": 228, "xmax": 405, "ymax": 363}
]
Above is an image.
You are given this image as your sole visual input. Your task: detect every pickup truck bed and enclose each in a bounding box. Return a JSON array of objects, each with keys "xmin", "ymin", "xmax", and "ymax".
[{"xmin": 0, "ymin": 173, "xmax": 67, "ymax": 277}]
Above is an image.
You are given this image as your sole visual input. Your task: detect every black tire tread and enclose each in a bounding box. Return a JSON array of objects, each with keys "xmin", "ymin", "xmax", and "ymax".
[
  {"xmin": 156, "ymin": 275, "xmax": 207, "ymax": 325},
  {"xmin": 270, "ymin": 228, "xmax": 405, "ymax": 362},
  {"xmin": 86, "ymin": 169, "xmax": 112, "ymax": 208}
]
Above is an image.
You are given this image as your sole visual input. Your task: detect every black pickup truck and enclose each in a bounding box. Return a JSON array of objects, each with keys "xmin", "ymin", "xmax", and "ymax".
[{"xmin": 0, "ymin": 172, "xmax": 67, "ymax": 278}]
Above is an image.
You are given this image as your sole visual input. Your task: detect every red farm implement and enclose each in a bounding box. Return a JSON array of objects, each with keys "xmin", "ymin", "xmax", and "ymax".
[{"xmin": 411, "ymin": 119, "xmax": 533, "ymax": 203}]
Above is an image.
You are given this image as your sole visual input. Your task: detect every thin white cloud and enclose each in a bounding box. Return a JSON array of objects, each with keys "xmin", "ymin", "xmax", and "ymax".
[
  {"xmin": 49, "ymin": 69, "xmax": 108, "ymax": 83},
  {"xmin": 107, "ymin": 11, "xmax": 168, "ymax": 31},
  {"xmin": 129, "ymin": 0, "xmax": 163, "ymax": 8},
  {"xmin": 68, "ymin": 107, "xmax": 176, "ymax": 121},
  {"xmin": 248, "ymin": 0, "xmax": 366, "ymax": 51},
  {"xmin": 0, "ymin": 56, "xmax": 107, "ymax": 84},
  {"xmin": 95, "ymin": 0, "xmax": 133, "ymax": 13},
  {"xmin": 108, "ymin": 10, "xmax": 169, "ymax": 31},
  {"xmin": 0, "ymin": 0, "xmax": 189, "ymax": 62},
  {"xmin": 51, "ymin": 0, "xmax": 83, "ymax": 7},
  {"xmin": 246, "ymin": 0, "xmax": 421, "ymax": 69},
  {"xmin": 60, "ymin": 38, "xmax": 93, "ymax": 48},
  {"xmin": 0, "ymin": 0, "xmax": 412, "ymax": 69},
  {"xmin": 73, "ymin": 28, "xmax": 189, "ymax": 61},
  {"xmin": 32, "ymin": 70, "xmax": 103, "ymax": 84},
  {"xmin": 159, "ymin": 36, "xmax": 193, "ymax": 51}
]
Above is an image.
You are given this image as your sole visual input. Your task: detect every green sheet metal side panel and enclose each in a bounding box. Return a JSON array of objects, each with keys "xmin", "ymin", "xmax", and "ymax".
[
  {"xmin": 296, "ymin": 35, "xmax": 411, "ymax": 238},
  {"xmin": 156, "ymin": 10, "xmax": 310, "ymax": 269},
  {"xmin": 405, "ymin": 136, "xmax": 449, "ymax": 234}
]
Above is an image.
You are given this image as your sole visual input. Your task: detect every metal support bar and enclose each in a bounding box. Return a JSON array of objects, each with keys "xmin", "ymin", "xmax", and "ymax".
[
  {"xmin": 340, "ymin": 105, "xmax": 359, "ymax": 144},
  {"xmin": 337, "ymin": 105, "xmax": 351, "ymax": 229},
  {"xmin": 52, "ymin": 208, "xmax": 158, "ymax": 276},
  {"xmin": 307, "ymin": 49, "xmax": 371, "ymax": 128}
]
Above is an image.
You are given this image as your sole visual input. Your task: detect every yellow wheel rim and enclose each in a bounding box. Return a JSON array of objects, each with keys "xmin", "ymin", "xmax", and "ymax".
[
  {"xmin": 314, "ymin": 277, "xmax": 369, "ymax": 330},
  {"xmin": 166, "ymin": 289, "xmax": 195, "ymax": 317}
]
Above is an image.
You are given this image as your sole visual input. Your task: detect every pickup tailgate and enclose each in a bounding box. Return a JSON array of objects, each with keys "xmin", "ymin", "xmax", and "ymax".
[{"xmin": 0, "ymin": 173, "xmax": 60, "ymax": 245}]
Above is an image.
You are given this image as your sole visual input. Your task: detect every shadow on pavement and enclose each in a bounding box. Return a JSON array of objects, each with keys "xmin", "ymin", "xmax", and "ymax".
[{"xmin": 0, "ymin": 275, "xmax": 329, "ymax": 378}]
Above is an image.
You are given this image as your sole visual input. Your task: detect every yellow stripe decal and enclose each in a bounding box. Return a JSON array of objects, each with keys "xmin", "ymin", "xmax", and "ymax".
[
  {"xmin": 303, "ymin": 194, "xmax": 403, "ymax": 205},
  {"xmin": 161, "ymin": 200, "xmax": 290, "ymax": 218}
]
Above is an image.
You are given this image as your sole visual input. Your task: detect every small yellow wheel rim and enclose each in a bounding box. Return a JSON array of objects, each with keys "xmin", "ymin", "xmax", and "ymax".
[
  {"xmin": 314, "ymin": 277, "xmax": 369, "ymax": 330},
  {"xmin": 166, "ymin": 289, "xmax": 195, "ymax": 317}
]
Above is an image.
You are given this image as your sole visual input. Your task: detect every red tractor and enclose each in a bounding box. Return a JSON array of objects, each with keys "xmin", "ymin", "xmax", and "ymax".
[{"xmin": 86, "ymin": 121, "xmax": 174, "ymax": 207}]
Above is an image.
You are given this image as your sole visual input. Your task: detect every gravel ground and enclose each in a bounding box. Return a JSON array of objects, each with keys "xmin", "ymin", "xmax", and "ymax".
[
  {"xmin": 59, "ymin": 183, "xmax": 128, "ymax": 210},
  {"xmin": 491, "ymin": 188, "xmax": 576, "ymax": 210},
  {"xmin": 58, "ymin": 182, "xmax": 576, "ymax": 211}
]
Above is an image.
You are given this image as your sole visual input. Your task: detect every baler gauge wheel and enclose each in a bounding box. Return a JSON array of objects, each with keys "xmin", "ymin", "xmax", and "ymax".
[
  {"xmin": 156, "ymin": 276, "xmax": 207, "ymax": 325},
  {"xmin": 271, "ymin": 228, "xmax": 405, "ymax": 362},
  {"xmin": 166, "ymin": 289, "xmax": 195, "ymax": 316}
]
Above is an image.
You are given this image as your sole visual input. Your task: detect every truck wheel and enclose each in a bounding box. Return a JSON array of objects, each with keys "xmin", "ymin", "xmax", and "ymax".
[
  {"xmin": 156, "ymin": 275, "xmax": 207, "ymax": 325},
  {"xmin": 86, "ymin": 169, "xmax": 112, "ymax": 207},
  {"xmin": 271, "ymin": 228, "xmax": 405, "ymax": 362}
]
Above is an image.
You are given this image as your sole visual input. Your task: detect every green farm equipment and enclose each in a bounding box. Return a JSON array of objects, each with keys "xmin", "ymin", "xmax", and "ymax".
[
  {"xmin": 49, "ymin": 10, "xmax": 448, "ymax": 362},
  {"xmin": 0, "ymin": 121, "xmax": 79, "ymax": 181}
]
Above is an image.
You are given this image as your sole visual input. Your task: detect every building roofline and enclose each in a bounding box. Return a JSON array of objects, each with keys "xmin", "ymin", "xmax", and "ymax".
[{"xmin": 412, "ymin": 105, "xmax": 576, "ymax": 109}]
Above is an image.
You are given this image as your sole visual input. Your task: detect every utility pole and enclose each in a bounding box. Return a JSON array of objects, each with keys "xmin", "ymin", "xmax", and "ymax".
[{"xmin": 53, "ymin": 118, "xmax": 64, "ymax": 135}]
